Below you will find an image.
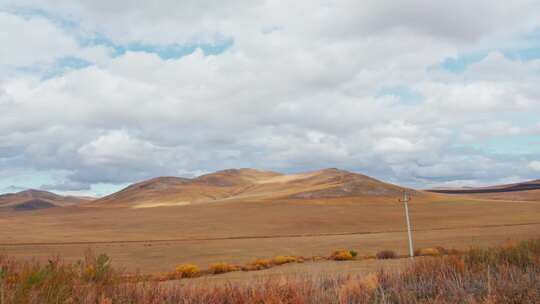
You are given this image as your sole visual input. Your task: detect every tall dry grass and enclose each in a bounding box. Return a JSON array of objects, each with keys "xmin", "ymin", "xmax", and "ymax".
[{"xmin": 0, "ymin": 240, "xmax": 539, "ymax": 303}]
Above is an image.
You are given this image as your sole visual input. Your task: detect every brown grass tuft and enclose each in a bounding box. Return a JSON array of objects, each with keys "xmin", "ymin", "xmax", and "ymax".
[{"xmin": 375, "ymin": 250, "xmax": 397, "ymax": 259}]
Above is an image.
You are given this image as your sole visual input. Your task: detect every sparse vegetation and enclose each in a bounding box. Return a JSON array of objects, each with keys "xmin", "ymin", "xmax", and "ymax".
[
  {"xmin": 272, "ymin": 255, "xmax": 297, "ymax": 265},
  {"xmin": 375, "ymin": 250, "xmax": 397, "ymax": 259},
  {"xmin": 414, "ymin": 247, "xmax": 442, "ymax": 257},
  {"xmin": 247, "ymin": 258, "xmax": 273, "ymax": 270},
  {"xmin": 209, "ymin": 262, "xmax": 238, "ymax": 274},
  {"xmin": 0, "ymin": 240, "xmax": 539, "ymax": 303}
]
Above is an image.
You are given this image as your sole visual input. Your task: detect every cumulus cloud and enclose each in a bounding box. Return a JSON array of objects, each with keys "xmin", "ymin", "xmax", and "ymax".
[
  {"xmin": 0, "ymin": 1, "xmax": 540, "ymax": 194},
  {"xmin": 0, "ymin": 12, "xmax": 78, "ymax": 66},
  {"xmin": 529, "ymin": 161, "xmax": 540, "ymax": 172}
]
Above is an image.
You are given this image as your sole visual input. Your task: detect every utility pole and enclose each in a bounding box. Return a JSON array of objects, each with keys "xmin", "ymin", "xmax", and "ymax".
[{"xmin": 399, "ymin": 190, "xmax": 414, "ymax": 259}]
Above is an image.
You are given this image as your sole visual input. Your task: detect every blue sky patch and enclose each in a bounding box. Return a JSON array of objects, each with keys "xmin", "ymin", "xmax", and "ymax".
[
  {"xmin": 81, "ymin": 34, "xmax": 233, "ymax": 60},
  {"xmin": 42, "ymin": 56, "xmax": 92, "ymax": 79},
  {"xmin": 504, "ymin": 48, "xmax": 540, "ymax": 61},
  {"xmin": 439, "ymin": 52, "xmax": 488, "ymax": 73},
  {"xmin": 377, "ymin": 86, "xmax": 424, "ymax": 104},
  {"xmin": 484, "ymin": 135, "xmax": 540, "ymax": 155}
]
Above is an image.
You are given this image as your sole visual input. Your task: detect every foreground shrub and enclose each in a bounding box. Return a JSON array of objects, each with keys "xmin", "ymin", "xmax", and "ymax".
[
  {"xmin": 80, "ymin": 251, "xmax": 115, "ymax": 285},
  {"xmin": 175, "ymin": 264, "xmax": 199, "ymax": 278},
  {"xmin": 331, "ymin": 250, "xmax": 354, "ymax": 261},
  {"xmin": 0, "ymin": 254, "xmax": 117, "ymax": 303},
  {"xmin": 272, "ymin": 255, "xmax": 297, "ymax": 265},
  {"xmin": 375, "ymin": 250, "xmax": 397, "ymax": 259},
  {"xmin": 465, "ymin": 239, "xmax": 540, "ymax": 270},
  {"xmin": 209, "ymin": 262, "xmax": 238, "ymax": 274}
]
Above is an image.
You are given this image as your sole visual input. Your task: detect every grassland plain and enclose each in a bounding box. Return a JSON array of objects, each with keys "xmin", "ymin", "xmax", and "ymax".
[{"xmin": 1, "ymin": 196, "xmax": 539, "ymax": 273}]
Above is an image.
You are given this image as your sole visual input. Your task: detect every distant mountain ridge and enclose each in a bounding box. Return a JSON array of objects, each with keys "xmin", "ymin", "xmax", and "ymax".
[
  {"xmin": 427, "ymin": 179, "xmax": 540, "ymax": 194},
  {"xmin": 0, "ymin": 189, "xmax": 92, "ymax": 211}
]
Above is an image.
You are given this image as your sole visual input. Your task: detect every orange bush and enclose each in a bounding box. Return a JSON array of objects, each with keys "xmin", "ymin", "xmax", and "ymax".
[
  {"xmin": 331, "ymin": 250, "xmax": 354, "ymax": 261},
  {"xmin": 175, "ymin": 264, "xmax": 200, "ymax": 278}
]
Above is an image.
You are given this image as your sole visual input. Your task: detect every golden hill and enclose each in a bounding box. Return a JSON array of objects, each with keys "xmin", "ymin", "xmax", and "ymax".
[{"xmin": 92, "ymin": 168, "xmax": 419, "ymax": 208}]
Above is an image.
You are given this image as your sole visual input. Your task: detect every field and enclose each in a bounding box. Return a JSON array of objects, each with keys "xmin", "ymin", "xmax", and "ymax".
[{"xmin": 1, "ymin": 195, "xmax": 539, "ymax": 274}]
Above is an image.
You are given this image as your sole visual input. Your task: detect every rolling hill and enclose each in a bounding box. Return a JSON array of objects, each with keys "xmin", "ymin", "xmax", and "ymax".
[
  {"xmin": 92, "ymin": 168, "xmax": 419, "ymax": 208},
  {"xmin": 0, "ymin": 189, "xmax": 92, "ymax": 211}
]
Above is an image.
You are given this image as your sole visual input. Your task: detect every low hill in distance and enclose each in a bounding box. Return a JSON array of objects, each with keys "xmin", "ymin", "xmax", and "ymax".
[
  {"xmin": 426, "ymin": 179, "xmax": 540, "ymax": 201},
  {"xmin": 0, "ymin": 189, "xmax": 92, "ymax": 212},
  {"xmin": 93, "ymin": 168, "xmax": 420, "ymax": 208}
]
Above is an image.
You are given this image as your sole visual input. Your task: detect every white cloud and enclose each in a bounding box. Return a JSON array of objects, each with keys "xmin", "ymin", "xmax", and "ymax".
[
  {"xmin": 78, "ymin": 130, "xmax": 162, "ymax": 166},
  {"xmin": 529, "ymin": 161, "xmax": 540, "ymax": 172},
  {"xmin": 0, "ymin": 12, "xmax": 78, "ymax": 66},
  {"xmin": 1, "ymin": 1, "xmax": 540, "ymax": 193}
]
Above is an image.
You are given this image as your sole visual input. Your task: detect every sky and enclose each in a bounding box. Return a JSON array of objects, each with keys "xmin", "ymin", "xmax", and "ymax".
[{"xmin": 1, "ymin": 1, "xmax": 540, "ymax": 196}]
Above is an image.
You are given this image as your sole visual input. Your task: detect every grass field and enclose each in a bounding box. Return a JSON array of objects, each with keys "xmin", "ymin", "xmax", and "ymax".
[{"xmin": 1, "ymin": 195, "xmax": 539, "ymax": 273}]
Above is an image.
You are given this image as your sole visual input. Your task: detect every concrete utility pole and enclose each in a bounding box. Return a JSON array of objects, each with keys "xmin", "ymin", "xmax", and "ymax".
[{"xmin": 399, "ymin": 190, "xmax": 414, "ymax": 259}]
